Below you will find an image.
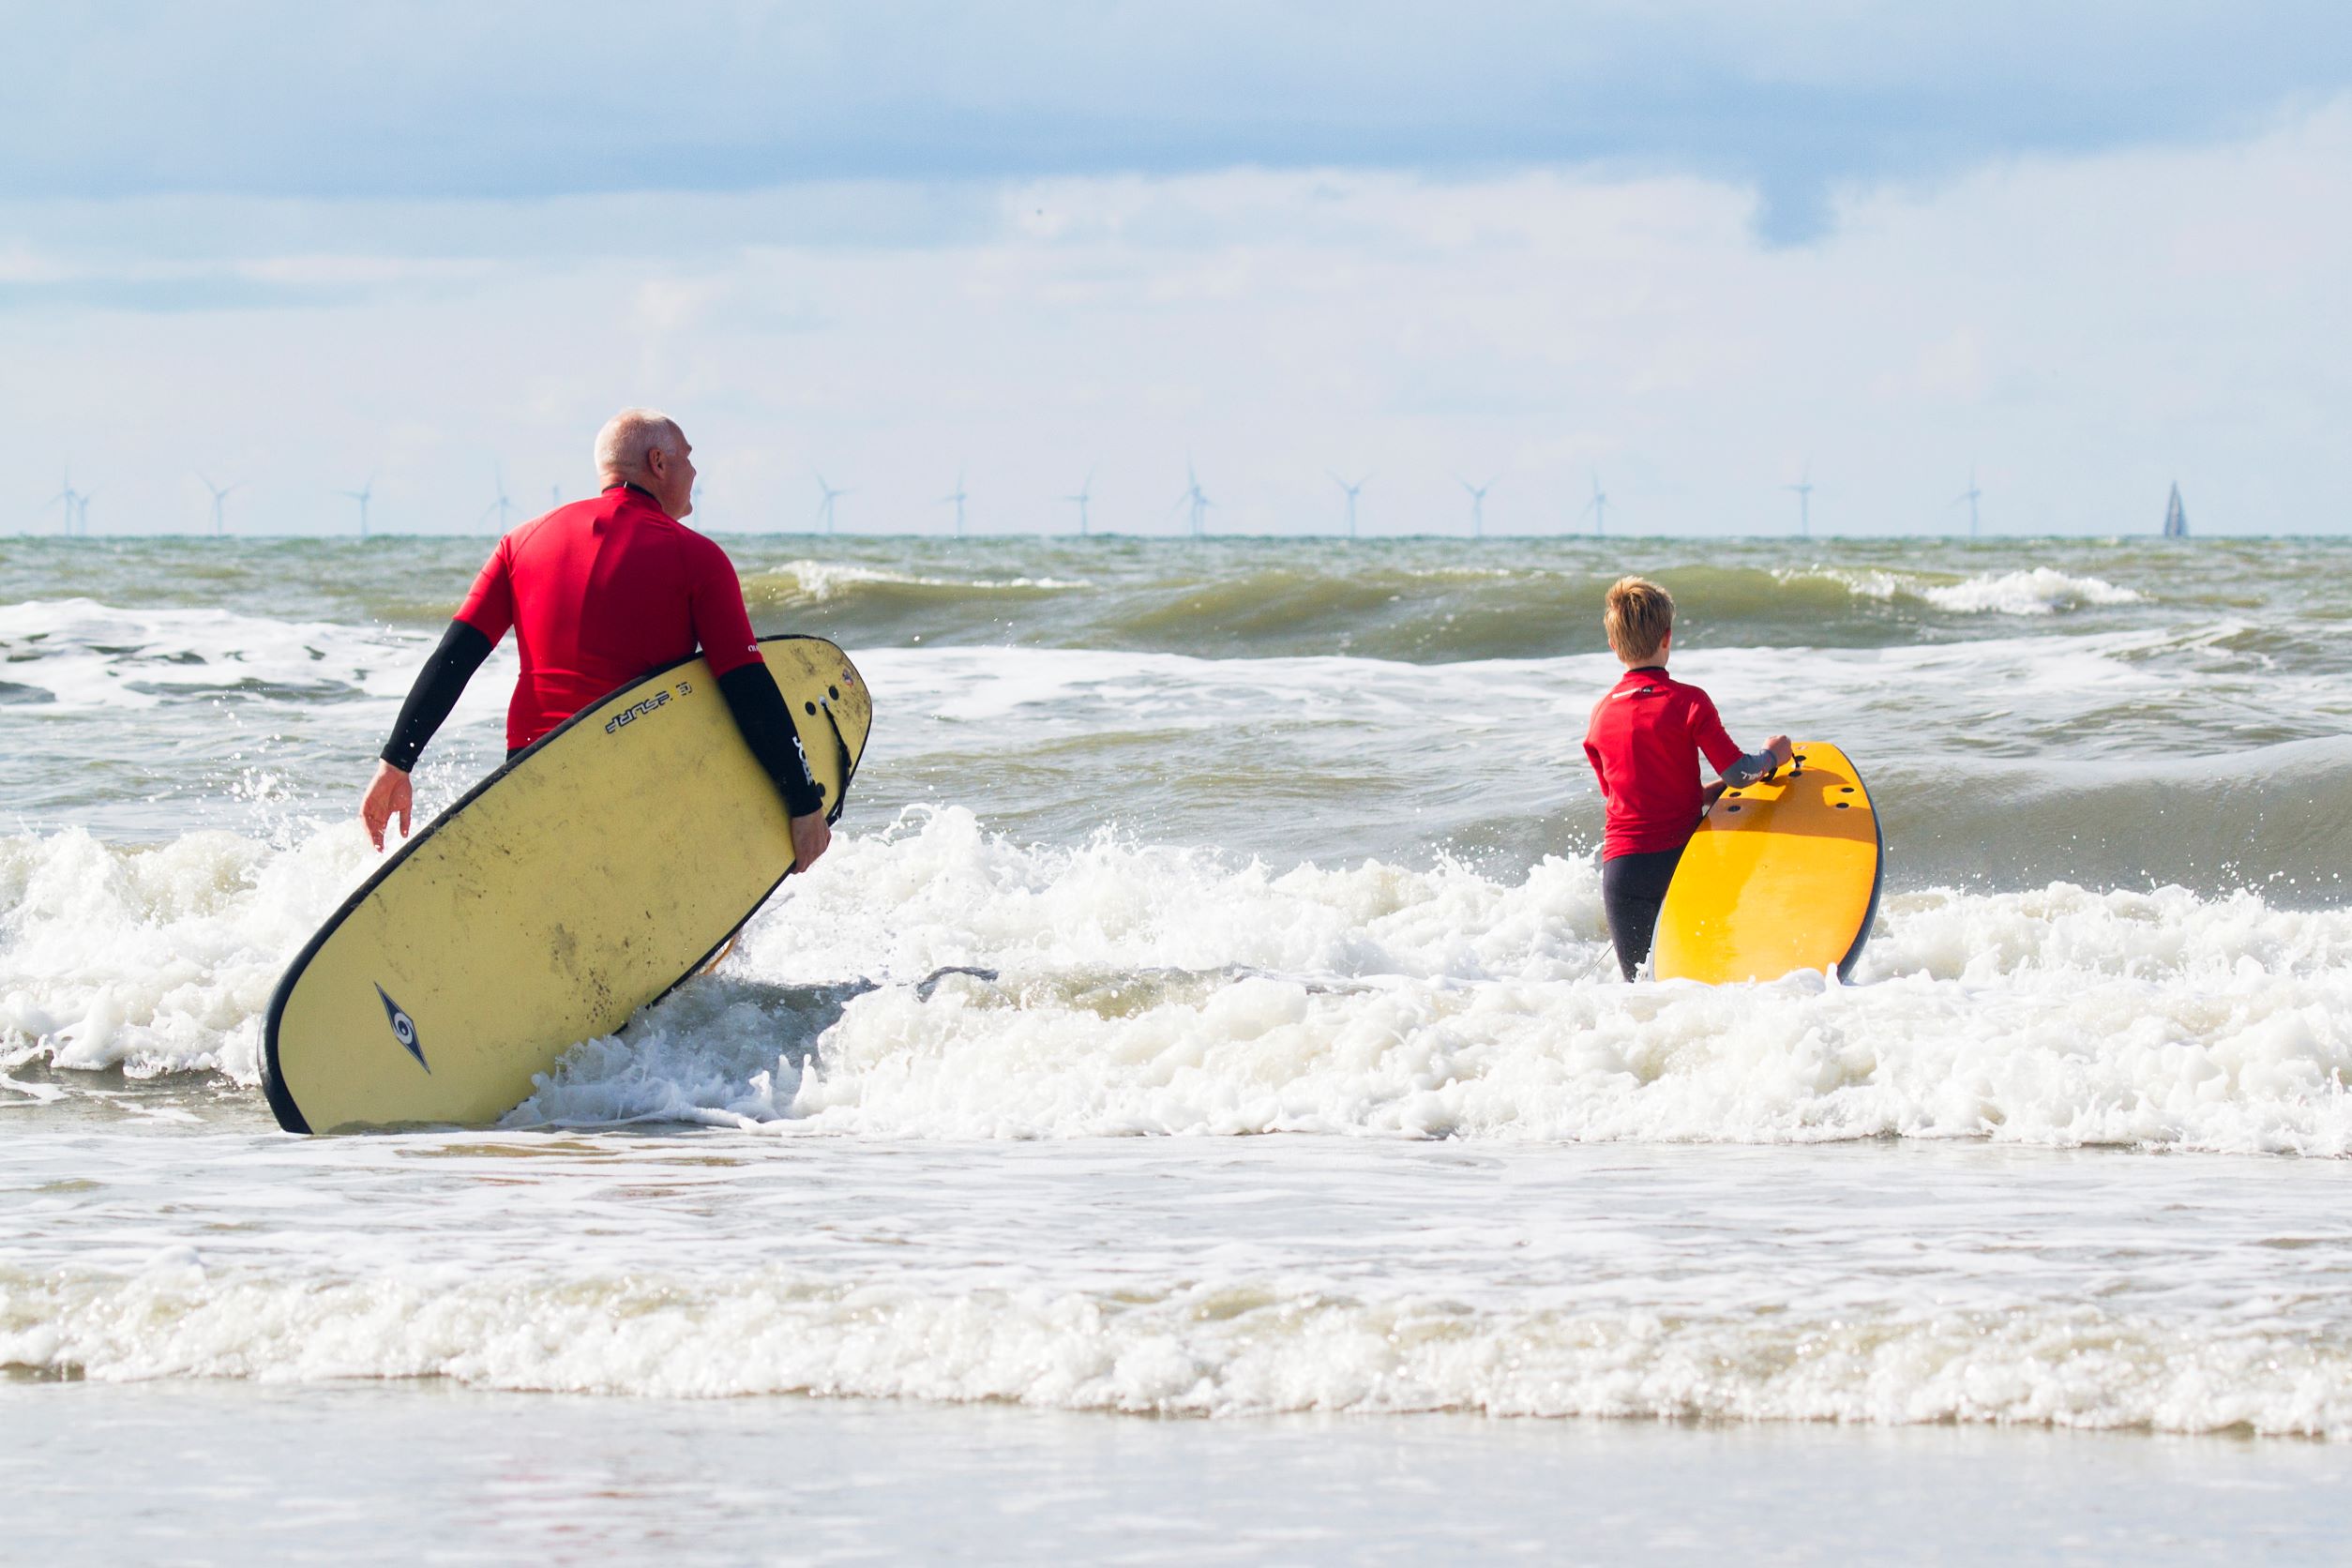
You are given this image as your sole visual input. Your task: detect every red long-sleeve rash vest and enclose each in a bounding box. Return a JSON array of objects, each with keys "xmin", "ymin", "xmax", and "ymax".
[
  {"xmin": 1582, "ymin": 666, "xmax": 1748, "ymax": 860},
  {"xmin": 455, "ymin": 484, "xmax": 764, "ymax": 752}
]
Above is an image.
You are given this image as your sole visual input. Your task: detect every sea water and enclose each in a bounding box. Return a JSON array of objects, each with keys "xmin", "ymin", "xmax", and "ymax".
[{"xmin": 8, "ymin": 534, "xmax": 2352, "ymax": 1560}]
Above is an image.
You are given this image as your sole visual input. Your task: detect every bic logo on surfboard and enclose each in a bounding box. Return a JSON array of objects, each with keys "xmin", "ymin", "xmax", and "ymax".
[{"xmin": 374, "ymin": 984, "xmax": 430, "ymax": 1073}]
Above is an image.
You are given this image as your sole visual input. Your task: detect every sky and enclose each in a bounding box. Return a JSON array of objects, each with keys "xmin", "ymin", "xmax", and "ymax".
[{"xmin": 4, "ymin": 1, "xmax": 2350, "ymax": 537}]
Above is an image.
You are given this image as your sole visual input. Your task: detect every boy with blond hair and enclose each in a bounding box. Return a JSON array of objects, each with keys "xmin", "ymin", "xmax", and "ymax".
[{"xmin": 1583, "ymin": 577, "xmax": 1793, "ymax": 980}]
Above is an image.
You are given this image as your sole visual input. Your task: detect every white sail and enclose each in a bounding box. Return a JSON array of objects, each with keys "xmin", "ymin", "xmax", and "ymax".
[{"xmin": 2163, "ymin": 481, "xmax": 2189, "ymax": 538}]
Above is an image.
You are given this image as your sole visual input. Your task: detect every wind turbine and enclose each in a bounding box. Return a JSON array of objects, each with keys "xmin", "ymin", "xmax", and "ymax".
[
  {"xmin": 1581, "ymin": 471, "xmax": 1609, "ymax": 536},
  {"xmin": 939, "ymin": 469, "xmax": 969, "ymax": 537},
  {"xmin": 481, "ymin": 463, "xmax": 517, "ymax": 532},
  {"xmin": 1784, "ymin": 463, "xmax": 1815, "ymax": 537},
  {"xmin": 1955, "ymin": 464, "xmax": 1983, "ymax": 537},
  {"xmin": 1063, "ymin": 469, "xmax": 1094, "ymax": 535},
  {"xmin": 815, "ymin": 473, "xmax": 851, "ymax": 535},
  {"xmin": 339, "ymin": 477, "xmax": 375, "ymax": 538},
  {"xmin": 44, "ymin": 470, "xmax": 86, "ymax": 536},
  {"xmin": 1329, "ymin": 471, "xmax": 1366, "ymax": 538},
  {"xmin": 1458, "ymin": 475, "xmax": 1495, "ymax": 538},
  {"xmin": 550, "ymin": 483, "xmax": 562, "ymax": 508},
  {"xmin": 1172, "ymin": 461, "xmax": 1212, "ymax": 537},
  {"xmin": 199, "ymin": 474, "xmax": 242, "ymax": 536}
]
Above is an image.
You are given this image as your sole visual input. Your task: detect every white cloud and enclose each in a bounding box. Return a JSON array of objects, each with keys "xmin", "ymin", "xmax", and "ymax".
[{"xmin": 4, "ymin": 98, "xmax": 2347, "ymax": 537}]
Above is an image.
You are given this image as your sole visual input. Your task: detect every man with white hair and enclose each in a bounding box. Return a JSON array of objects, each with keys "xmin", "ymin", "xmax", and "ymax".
[{"xmin": 359, "ymin": 408, "xmax": 831, "ymax": 874}]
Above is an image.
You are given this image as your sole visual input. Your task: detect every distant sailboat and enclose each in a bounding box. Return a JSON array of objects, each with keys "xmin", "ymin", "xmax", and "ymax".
[{"xmin": 2163, "ymin": 482, "xmax": 2189, "ymax": 538}]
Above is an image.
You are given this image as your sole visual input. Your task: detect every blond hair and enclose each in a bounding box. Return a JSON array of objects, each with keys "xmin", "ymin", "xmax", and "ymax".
[{"xmin": 1603, "ymin": 576, "xmax": 1673, "ymax": 664}]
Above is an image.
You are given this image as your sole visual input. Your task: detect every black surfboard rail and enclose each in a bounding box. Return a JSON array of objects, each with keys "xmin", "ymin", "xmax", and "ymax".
[{"xmin": 1833, "ymin": 749, "xmax": 1887, "ymax": 982}]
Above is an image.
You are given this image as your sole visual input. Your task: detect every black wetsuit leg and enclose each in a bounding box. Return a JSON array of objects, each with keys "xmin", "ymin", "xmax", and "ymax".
[{"xmin": 1602, "ymin": 847, "xmax": 1683, "ymax": 981}]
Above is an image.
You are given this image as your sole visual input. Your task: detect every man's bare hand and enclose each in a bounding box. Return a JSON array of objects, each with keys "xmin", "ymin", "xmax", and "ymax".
[
  {"xmin": 1765, "ymin": 734, "xmax": 1796, "ymax": 769},
  {"xmin": 790, "ymin": 812, "xmax": 831, "ymax": 874},
  {"xmin": 361, "ymin": 761, "xmax": 413, "ymax": 852}
]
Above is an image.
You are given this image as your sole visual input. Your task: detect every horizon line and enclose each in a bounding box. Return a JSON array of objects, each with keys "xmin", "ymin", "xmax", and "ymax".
[{"xmin": 0, "ymin": 528, "xmax": 2242, "ymax": 544}]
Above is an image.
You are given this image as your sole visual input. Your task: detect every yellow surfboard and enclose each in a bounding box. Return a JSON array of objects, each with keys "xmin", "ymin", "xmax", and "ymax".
[
  {"xmin": 261, "ymin": 636, "xmax": 872, "ymax": 1134},
  {"xmin": 1650, "ymin": 741, "xmax": 1882, "ymax": 985}
]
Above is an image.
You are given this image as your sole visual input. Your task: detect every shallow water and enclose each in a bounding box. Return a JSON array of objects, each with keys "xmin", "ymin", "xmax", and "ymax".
[
  {"xmin": 11, "ymin": 1132, "xmax": 2352, "ymax": 1434},
  {"xmin": 12, "ymin": 1381, "xmax": 2349, "ymax": 1565},
  {"xmin": 8, "ymin": 533, "xmax": 2352, "ymax": 1550}
]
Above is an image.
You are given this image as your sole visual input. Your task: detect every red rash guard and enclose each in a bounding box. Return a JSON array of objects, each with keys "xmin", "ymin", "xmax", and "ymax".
[
  {"xmin": 455, "ymin": 483, "xmax": 763, "ymax": 751},
  {"xmin": 1583, "ymin": 666, "xmax": 1747, "ymax": 860}
]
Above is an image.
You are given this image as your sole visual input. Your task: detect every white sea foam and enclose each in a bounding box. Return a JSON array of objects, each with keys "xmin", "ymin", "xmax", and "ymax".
[
  {"xmin": 5, "ymin": 1259, "xmax": 2348, "ymax": 1436},
  {"xmin": 8, "ymin": 1113, "xmax": 2350, "ymax": 1437},
  {"xmin": 1794, "ymin": 567, "xmax": 2144, "ymax": 615},
  {"xmin": 12, "ymin": 804, "xmax": 2352, "ymax": 1153},
  {"xmin": 1917, "ymin": 567, "xmax": 2145, "ymax": 614},
  {"xmin": 503, "ymin": 807, "xmax": 2352, "ymax": 1154},
  {"xmin": 0, "ymin": 822, "xmax": 380, "ymax": 1080},
  {"xmin": 0, "ymin": 598, "xmax": 433, "ymax": 710}
]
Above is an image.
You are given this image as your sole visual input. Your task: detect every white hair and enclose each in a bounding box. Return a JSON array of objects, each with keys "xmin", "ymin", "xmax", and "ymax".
[{"xmin": 594, "ymin": 408, "xmax": 685, "ymax": 479}]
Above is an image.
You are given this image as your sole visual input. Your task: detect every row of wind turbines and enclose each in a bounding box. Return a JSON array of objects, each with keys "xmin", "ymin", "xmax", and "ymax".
[
  {"xmin": 815, "ymin": 461, "xmax": 1987, "ymax": 539},
  {"xmin": 318, "ymin": 468, "xmax": 540, "ymax": 536},
  {"xmin": 831, "ymin": 464, "xmax": 1608, "ymax": 539},
  {"xmin": 41, "ymin": 464, "xmax": 547, "ymax": 538},
  {"xmin": 37, "ymin": 460, "xmax": 1998, "ymax": 539}
]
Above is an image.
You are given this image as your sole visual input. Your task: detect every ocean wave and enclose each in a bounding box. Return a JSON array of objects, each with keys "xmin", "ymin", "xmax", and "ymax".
[
  {"xmin": 1792, "ymin": 567, "xmax": 2144, "ymax": 616},
  {"xmin": 0, "ymin": 554, "xmax": 2158, "ymax": 708},
  {"xmin": 15, "ymin": 806, "xmax": 2352, "ymax": 1154},
  {"xmin": 737, "ymin": 556, "xmax": 2162, "ymax": 660},
  {"xmin": 742, "ymin": 559, "xmax": 1093, "ymax": 604},
  {"xmin": 505, "ymin": 809, "xmax": 2352, "ymax": 1153},
  {"xmin": 1916, "ymin": 567, "xmax": 2145, "ymax": 614},
  {"xmin": 0, "ymin": 822, "xmax": 378, "ymax": 1082},
  {"xmin": 8, "ymin": 1259, "xmax": 2349, "ymax": 1436},
  {"xmin": 0, "ymin": 597, "xmax": 432, "ymax": 710}
]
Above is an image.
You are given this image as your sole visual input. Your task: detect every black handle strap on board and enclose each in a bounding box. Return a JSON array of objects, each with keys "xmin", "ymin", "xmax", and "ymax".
[
  {"xmin": 820, "ymin": 701, "xmax": 855, "ymax": 824},
  {"xmin": 716, "ymin": 662, "xmax": 826, "ymax": 817}
]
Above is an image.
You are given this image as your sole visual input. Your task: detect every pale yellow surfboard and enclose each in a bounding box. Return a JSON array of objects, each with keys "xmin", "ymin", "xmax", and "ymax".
[
  {"xmin": 261, "ymin": 636, "xmax": 872, "ymax": 1134},
  {"xmin": 1650, "ymin": 741, "xmax": 1883, "ymax": 985}
]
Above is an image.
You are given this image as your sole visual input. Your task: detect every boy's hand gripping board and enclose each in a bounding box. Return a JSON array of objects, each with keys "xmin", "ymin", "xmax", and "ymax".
[
  {"xmin": 261, "ymin": 636, "xmax": 872, "ymax": 1133},
  {"xmin": 1651, "ymin": 741, "xmax": 1883, "ymax": 985}
]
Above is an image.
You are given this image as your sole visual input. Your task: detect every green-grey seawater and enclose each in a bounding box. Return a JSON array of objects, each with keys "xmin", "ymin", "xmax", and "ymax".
[
  {"xmin": 15, "ymin": 531, "xmax": 2352, "ymax": 1449},
  {"xmin": 0, "ymin": 533, "xmax": 2340, "ymax": 894}
]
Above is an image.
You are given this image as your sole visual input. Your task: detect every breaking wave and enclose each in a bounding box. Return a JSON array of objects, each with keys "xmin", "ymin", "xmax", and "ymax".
[
  {"xmin": 8, "ymin": 1259, "xmax": 2351, "ymax": 1436},
  {"xmin": 13, "ymin": 807, "xmax": 2352, "ymax": 1157},
  {"xmin": 1788, "ymin": 566, "xmax": 2144, "ymax": 616}
]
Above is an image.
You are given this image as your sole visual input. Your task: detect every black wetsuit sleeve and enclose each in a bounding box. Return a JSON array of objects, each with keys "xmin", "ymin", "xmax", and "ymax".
[
  {"xmin": 1721, "ymin": 750, "xmax": 1777, "ymax": 786},
  {"xmin": 716, "ymin": 661, "xmax": 825, "ymax": 819},
  {"xmin": 380, "ymin": 620, "xmax": 493, "ymax": 771}
]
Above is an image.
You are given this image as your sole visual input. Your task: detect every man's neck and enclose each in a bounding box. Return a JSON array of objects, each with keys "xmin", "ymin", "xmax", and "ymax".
[{"xmin": 601, "ymin": 478, "xmax": 661, "ymax": 504}]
